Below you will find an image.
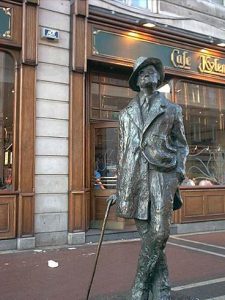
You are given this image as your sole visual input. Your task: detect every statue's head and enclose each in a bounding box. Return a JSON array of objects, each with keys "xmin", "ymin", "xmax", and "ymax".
[{"xmin": 129, "ymin": 57, "xmax": 164, "ymax": 92}]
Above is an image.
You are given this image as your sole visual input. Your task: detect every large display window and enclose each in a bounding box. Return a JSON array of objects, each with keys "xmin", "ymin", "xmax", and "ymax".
[
  {"xmin": 176, "ymin": 81, "xmax": 225, "ymax": 188},
  {"xmin": 89, "ymin": 69, "xmax": 225, "ymax": 228},
  {"xmin": 0, "ymin": 51, "xmax": 14, "ymax": 191}
]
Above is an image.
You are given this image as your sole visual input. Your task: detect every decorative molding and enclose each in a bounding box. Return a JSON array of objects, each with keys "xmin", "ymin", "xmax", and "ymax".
[
  {"xmin": 25, "ymin": 0, "xmax": 39, "ymax": 5},
  {"xmin": 71, "ymin": 2, "xmax": 88, "ymax": 72},
  {"xmin": 0, "ymin": 7, "xmax": 12, "ymax": 39},
  {"xmin": 22, "ymin": 0, "xmax": 38, "ymax": 64},
  {"xmin": 74, "ymin": 0, "xmax": 88, "ymax": 17}
]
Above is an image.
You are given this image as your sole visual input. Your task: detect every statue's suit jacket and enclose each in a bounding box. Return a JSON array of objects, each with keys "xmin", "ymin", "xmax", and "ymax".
[{"xmin": 116, "ymin": 92, "xmax": 189, "ymax": 220}]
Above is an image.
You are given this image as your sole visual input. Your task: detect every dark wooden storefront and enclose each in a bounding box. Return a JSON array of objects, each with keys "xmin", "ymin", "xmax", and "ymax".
[
  {"xmin": 0, "ymin": 0, "xmax": 37, "ymax": 241},
  {"xmin": 70, "ymin": 0, "xmax": 225, "ymax": 234}
]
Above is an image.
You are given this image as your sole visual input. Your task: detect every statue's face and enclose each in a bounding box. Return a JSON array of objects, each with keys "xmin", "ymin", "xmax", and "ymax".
[{"xmin": 137, "ymin": 65, "xmax": 159, "ymax": 90}]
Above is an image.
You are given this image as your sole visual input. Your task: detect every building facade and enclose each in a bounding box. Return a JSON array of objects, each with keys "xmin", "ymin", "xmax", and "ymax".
[{"xmin": 0, "ymin": 0, "xmax": 225, "ymax": 250}]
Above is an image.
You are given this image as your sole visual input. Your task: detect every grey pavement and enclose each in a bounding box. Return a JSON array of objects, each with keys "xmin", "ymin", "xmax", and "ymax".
[{"xmin": 1, "ymin": 230, "xmax": 225, "ymax": 300}]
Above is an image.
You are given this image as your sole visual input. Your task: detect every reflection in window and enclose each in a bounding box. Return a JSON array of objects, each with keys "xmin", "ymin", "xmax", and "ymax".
[
  {"xmin": 93, "ymin": 128, "xmax": 118, "ymax": 189},
  {"xmin": 158, "ymin": 82, "xmax": 172, "ymax": 101},
  {"xmin": 0, "ymin": 52, "xmax": 14, "ymax": 190},
  {"xmin": 114, "ymin": 0, "xmax": 152, "ymax": 9},
  {"xmin": 130, "ymin": 0, "xmax": 148, "ymax": 8},
  {"xmin": 207, "ymin": 0, "xmax": 225, "ymax": 5},
  {"xmin": 176, "ymin": 81, "xmax": 225, "ymax": 187},
  {"xmin": 90, "ymin": 73, "xmax": 135, "ymax": 121}
]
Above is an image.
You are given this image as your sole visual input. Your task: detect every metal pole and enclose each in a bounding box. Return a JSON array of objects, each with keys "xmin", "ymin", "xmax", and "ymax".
[{"xmin": 86, "ymin": 197, "xmax": 113, "ymax": 300}]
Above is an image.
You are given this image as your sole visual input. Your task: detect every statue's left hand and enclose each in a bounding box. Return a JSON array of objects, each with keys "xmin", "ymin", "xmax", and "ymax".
[
  {"xmin": 106, "ymin": 194, "xmax": 117, "ymax": 206},
  {"xmin": 176, "ymin": 172, "xmax": 185, "ymax": 184}
]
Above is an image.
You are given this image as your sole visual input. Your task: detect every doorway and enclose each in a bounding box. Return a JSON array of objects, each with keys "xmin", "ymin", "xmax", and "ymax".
[
  {"xmin": 90, "ymin": 122, "xmax": 121, "ymax": 229},
  {"xmin": 88, "ymin": 68, "xmax": 135, "ymax": 229}
]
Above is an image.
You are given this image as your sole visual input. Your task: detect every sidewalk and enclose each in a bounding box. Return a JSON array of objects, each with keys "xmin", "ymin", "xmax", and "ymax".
[{"xmin": 0, "ymin": 230, "xmax": 225, "ymax": 300}]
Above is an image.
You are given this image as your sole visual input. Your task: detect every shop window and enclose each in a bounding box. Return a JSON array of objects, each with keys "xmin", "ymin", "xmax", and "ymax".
[
  {"xmin": 90, "ymin": 72, "xmax": 135, "ymax": 193},
  {"xmin": 93, "ymin": 127, "xmax": 118, "ymax": 190},
  {"xmin": 158, "ymin": 82, "xmax": 172, "ymax": 101},
  {"xmin": 0, "ymin": 52, "xmax": 14, "ymax": 190},
  {"xmin": 176, "ymin": 81, "xmax": 225, "ymax": 187},
  {"xmin": 90, "ymin": 73, "xmax": 135, "ymax": 121}
]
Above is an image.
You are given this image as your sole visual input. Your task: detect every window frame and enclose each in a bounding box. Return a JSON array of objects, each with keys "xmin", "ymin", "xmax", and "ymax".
[
  {"xmin": 0, "ymin": 2, "xmax": 22, "ymax": 47},
  {"xmin": 0, "ymin": 49, "xmax": 20, "ymax": 194},
  {"xmin": 113, "ymin": 0, "xmax": 154, "ymax": 10},
  {"xmin": 174, "ymin": 78, "xmax": 225, "ymax": 189},
  {"xmin": 89, "ymin": 70, "xmax": 135, "ymax": 122}
]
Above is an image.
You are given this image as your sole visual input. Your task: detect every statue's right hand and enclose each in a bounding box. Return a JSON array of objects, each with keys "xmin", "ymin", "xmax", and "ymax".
[{"xmin": 106, "ymin": 194, "xmax": 117, "ymax": 206}]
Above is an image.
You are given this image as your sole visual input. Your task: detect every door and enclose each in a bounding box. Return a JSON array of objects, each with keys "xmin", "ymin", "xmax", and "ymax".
[
  {"xmin": 90, "ymin": 122, "xmax": 124, "ymax": 229},
  {"xmin": 88, "ymin": 69, "xmax": 135, "ymax": 229}
]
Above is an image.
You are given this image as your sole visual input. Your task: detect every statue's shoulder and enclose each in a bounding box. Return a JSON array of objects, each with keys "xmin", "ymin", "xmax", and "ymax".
[
  {"xmin": 160, "ymin": 93, "xmax": 182, "ymax": 112},
  {"xmin": 119, "ymin": 95, "xmax": 139, "ymax": 118}
]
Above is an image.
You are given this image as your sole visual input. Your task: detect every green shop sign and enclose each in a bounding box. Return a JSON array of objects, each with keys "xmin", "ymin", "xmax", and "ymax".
[
  {"xmin": 92, "ymin": 29, "xmax": 225, "ymax": 78},
  {"xmin": 0, "ymin": 7, "xmax": 11, "ymax": 39}
]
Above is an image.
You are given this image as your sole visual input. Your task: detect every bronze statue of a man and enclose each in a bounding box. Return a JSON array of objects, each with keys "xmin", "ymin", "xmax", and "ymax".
[{"xmin": 110, "ymin": 57, "xmax": 189, "ymax": 300}]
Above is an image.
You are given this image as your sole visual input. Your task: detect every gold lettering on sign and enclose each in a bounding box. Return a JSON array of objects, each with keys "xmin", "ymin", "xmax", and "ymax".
[
  {"xmin": 171, "ymin": 49, "xmax": 191, "ymax": 69},
  {"xmin": 199, "ymin": 55, "xmax": 225, "ymax": 76}
]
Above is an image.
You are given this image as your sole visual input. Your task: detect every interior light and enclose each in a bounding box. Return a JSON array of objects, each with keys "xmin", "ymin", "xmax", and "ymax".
[
  {"xmin": 143, "ymin": 23, "xmax": 156, "ymax": 28},
  {"xmin": 200, "ymin": 49, "xmax": 208, "ymax": 53},
  {"xmin": 213, "ymin": 38, "xmax": 225, "ymax": 47},
  {"xmin": 128, "ymin": 32, "xmax": 139, "ymax": 38},
  {"xmin": 217, "ymin": 42, "xmax": 225, "ymax": 47},
  {"xmin": 139, "ymin": 19, "xmax": 156, "ymax": 28}
]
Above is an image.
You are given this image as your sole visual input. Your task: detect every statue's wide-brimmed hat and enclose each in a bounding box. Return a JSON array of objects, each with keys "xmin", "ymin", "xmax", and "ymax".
[{"xmin": 129, "ymin": 57, "xmax": 165, "ymax": 92}]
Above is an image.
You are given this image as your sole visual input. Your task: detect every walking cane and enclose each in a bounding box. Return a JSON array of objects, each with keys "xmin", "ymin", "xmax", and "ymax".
[{"xmin": 86, "ymin": 194, "xmax": 116, "ymax": 300}]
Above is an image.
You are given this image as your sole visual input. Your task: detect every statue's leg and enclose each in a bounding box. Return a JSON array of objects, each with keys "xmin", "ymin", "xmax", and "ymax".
[
  {"xmin": 131, "ymin": 170, "xmax": 177, "ymax": 300},
  {"xmin": 150, "ymin": 170, "xmax": 178, "ymax": 300},
  {"xmin": 131, "ymin": 219, "xmax": 153, "ymax": 300},
  {"xmin": 131, "ymin": 217, "xmax": 170, "ymax": 300},
  {"xmin": 151, "ymin": 250, "xmax": 171, "ymax": 300}
]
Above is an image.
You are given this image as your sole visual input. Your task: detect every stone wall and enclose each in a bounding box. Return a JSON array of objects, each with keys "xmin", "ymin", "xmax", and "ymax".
[
  {"xmin": 90, "ymin": 0, "xmax": 225, "ymax": 39},
  {"xmin": 35, "ymin": 0, "xmax": 70, "ymax": 247},
  {"xmin": 159, "ymin": 0, "xmax": 225, "ymax": 39}
]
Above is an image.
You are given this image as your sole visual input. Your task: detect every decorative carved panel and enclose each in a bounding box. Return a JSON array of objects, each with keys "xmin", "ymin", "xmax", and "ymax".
[
  {"xmin": 206, "ymin": 194, "xmax": 225, "ymax": 215},
  {"xmin": 0, "ymin": 196, "xmax": 16, "ymax": 239},
  {"xmin": 180, "ymin": 189, "xmax": 225, "ymax": 223},
  {"xmin": 184, "ymin": 195, "xmax": 204, "ymax": 217}
]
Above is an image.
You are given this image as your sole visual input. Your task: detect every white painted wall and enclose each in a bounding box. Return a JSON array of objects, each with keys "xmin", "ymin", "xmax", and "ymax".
[{"xmin": 35, "ymin": 0, "xmax": 70, "ymax": 247}]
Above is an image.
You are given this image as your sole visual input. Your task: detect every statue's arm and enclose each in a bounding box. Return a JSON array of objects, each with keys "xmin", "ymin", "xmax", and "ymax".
[{"xmin": 171, "ymin": 106, "xmax": 189, "ymax": 183}]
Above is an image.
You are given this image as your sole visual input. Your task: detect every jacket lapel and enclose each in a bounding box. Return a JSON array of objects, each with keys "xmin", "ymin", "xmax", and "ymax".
[
  {"xmin": 126, "ymin": 96, "xmax": 143, "ymax": 131},
  {"xmin": 143, "ymin": 93, "xmax": 167, "ymax": 133}
]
